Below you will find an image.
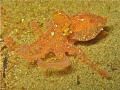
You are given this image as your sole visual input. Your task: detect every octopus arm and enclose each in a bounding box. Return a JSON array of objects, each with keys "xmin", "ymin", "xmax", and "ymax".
[{"xmin": 38, "ymin": 51, "xmax": 71, "ymax": 68}]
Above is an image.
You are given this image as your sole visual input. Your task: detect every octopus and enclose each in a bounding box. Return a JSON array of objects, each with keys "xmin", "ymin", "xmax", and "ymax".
[{"xmin": 5, "ymin": 10, "xmax": 109, "ymax": 78}]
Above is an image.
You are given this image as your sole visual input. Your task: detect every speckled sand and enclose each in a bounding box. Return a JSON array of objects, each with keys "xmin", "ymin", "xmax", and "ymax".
[{"xmin": 1, "ymin": 1, "xmax": 120, "ymax": 90}]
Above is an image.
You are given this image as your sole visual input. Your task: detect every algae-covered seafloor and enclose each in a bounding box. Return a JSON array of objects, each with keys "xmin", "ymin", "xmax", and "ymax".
[{"xmin": 1, "ymin": 1, "xmax": 120, "ymax": 90}]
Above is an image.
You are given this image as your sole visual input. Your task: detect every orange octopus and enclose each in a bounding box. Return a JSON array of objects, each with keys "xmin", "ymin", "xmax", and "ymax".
[{"xmin": 5, "ymin": 10, "xmax": 109, "ymax": 78}]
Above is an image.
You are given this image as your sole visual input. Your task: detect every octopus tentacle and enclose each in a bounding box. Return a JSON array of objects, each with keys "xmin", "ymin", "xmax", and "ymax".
[
  {"xmin": 31, "ymin": 21, "xmax": 43, "ymax": 37},
  {"xmin": 5, "ymin": 37, "xmax": 42, "ymax": 62},
  {"xmin": 66, "ymin": 45, "xmax": 109, "ymax": 78},
  {"xmin": 38, "ymin": 51, "xmax": 71, "ymax": 68}
]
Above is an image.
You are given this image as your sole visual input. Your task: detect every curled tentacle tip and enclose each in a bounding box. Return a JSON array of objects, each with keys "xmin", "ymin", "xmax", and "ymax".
[
  {"xmin": 5, "ymin": 37, "xmax": 13, "ymax": 46},
  {"xmin": 104, "ymin": 15, "xmax": 109, "ymax": 20},
  {"xmin": 99, "ymin": 69, "xmax": 109, "ymax": 78}
]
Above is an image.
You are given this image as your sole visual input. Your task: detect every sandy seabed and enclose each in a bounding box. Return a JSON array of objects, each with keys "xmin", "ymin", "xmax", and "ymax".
[{"xmin": 1, "ymin": 1, "xmax": 120, "ymax": 90}]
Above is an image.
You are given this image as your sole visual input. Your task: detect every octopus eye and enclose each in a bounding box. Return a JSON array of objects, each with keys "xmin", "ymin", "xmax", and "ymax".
[
  {"xmin": 61, "ymin": 24, "xmax": 72, "ymax": 36},
  {"xmin": 62, "ymin": 28, "xmax": 72, "ymax": 36}
]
